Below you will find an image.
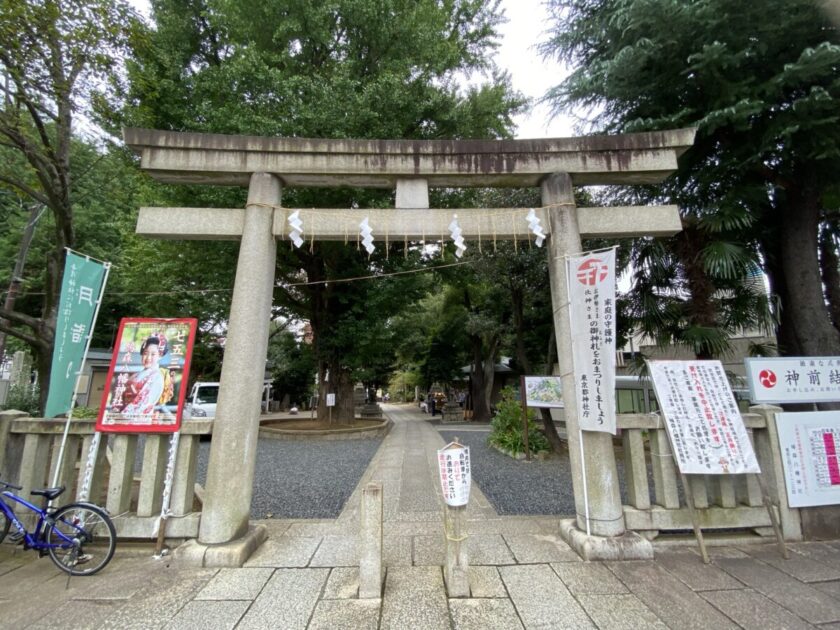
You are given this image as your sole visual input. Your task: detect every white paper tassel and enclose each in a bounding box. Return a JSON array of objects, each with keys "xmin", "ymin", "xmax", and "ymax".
[
  {"xmin": 288, "ymin": 210, "xmax": 304, "ymax": 248},
  {"xmin": 526, "ymin": 208, "xmax": 545, "ymax": 247},
  {"xmin": 449, "ymin": 214, "xmax": 466, "ymax": 258},
  {"xmin": 360, "ymin": 217, "xmax": 375, "ymax": 255}
]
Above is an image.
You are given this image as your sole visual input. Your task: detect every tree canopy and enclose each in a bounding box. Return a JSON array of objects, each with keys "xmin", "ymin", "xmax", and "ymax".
[{"xmin": 541, "ymin": 0, "xmax": 840, "ymax": 360}]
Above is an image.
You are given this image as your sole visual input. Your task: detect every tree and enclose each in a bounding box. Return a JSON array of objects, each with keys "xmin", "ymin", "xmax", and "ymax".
[
  {"xmin": 123, "ymin": 0, "xmax": 525, "ymax": 421},
  {"xmin": 541, "ymin": 0, "xmax": 840, "ymax": 361},
  {"xmin": 0, "ymin": 0, "xmax": 141, "ymax": 408},
  {"xmin": 267, "ymin": 325, "xmax": 315, "ymax": 409}
]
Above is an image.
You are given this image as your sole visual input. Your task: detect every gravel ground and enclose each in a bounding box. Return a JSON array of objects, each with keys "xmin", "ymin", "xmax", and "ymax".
[
  {"xmin": 439, "ymin": 429, "xmax": 629, "ymax": 516},
  {"xmin": 196, "ymin": 437, "xmax": 383, "ymax": 519}
]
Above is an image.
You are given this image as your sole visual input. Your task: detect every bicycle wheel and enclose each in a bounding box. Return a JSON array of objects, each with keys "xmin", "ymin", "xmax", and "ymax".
[{"xmin": 46, "ymin": 503, "xmax": 116, "ymax": 576}]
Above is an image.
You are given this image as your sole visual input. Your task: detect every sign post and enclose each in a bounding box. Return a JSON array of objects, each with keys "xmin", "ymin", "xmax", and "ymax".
[
  {"xmin": 437, "ymin": 439, "xmax": 470, "ymax": 597},
  {"xmin": 648, "ymin": 360, "xmax": 786, "ymax": 562},
  {"xmin": 519, "ymin": 376, "xmax": 531, "ymax": 461},
  {"xmin": 326, "ymin": 392, "xmax": 335, "ymax": 424}
]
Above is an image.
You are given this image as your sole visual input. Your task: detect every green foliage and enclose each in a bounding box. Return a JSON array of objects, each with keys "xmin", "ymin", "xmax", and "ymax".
[
  {"xmin": 71, "ymin": 406, "xmax": 99, "ymax": 419},
  {"xmin": 487, "ymin": 387, "xmax": 549, "ymax": 456},
  {"xmin": 267, "ymin": 327, "xmax": 316, "ymax": 407},
  {"xmin": 541, "ymin": 0, "xmax": 840, "ymax": 357},
  {"xmin": 1, "ymin": 385, "xmax": 40, "ymax": 416}
]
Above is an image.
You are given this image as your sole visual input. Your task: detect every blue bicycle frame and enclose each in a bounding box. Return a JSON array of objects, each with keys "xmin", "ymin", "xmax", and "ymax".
[{"xmin": 0, "ymin": 491, "xmax": 77, "ymax": 552}]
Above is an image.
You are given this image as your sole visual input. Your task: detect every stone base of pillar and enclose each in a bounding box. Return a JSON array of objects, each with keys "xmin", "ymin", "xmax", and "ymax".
[
  {"xmin": 174, "ymin": 525, "xmax": 268, "ymax": 567},
  {"xmin": 360, "ymin": 403, "xmax": 383, "ymax": 419},
  {"xmin": 440, "ymin": 402, "xmax": 464, "ymax": 424},
  {"xmin": 558, "ymin": 519, "xmax": 653, "ymax": 561}
]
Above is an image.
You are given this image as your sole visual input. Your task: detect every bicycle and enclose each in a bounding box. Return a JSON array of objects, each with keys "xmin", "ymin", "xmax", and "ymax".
[{"xmin": 0, "ymin": 480, "xmax": 116, "ymax": 576}]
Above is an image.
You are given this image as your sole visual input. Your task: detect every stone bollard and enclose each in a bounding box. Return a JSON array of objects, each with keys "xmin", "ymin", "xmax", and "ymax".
[
  {"xmin": 444, "ymin": 503, "xmax": 470, "ymax": 597},
  {"xmin": 359, "ymin": 482, "xmax": 383, "ymax": 599}
]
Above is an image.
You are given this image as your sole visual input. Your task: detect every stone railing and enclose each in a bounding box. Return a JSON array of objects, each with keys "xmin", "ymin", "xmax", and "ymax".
[
  {"xmin": 616, "ymin": 404, "xmax": 801, "ymax": 540},
  {"xmin": 0, "ymin": 410, "xmax": 211, "ymax": 539}
]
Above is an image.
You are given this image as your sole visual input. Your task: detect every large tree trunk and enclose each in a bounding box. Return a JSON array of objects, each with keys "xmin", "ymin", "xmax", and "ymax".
[
  {"xmin": 674, "ymin": 222, "xmax": 718, "ymax": 359},
  {"xmin": 819, "ymin": 223, "xmax": 840, "ymax": 335},
  {"xmin": 777, "ymin": 178, "xmax": 840, "ymax": 357},
  {"xmin": 469, "ymin": 339, "xmax": 495, "ymax": 422},
  {"xmin": 317, "ymin": 362, "xmax": 355, "ymax": 424}
]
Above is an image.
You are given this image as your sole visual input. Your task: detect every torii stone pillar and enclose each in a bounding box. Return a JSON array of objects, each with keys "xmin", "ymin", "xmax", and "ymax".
[
  {"xmin": 543, "ymin": 173, "xmax": 626, "ymax": 544},
  {"xmin": 200, "ymin": 173, "xmax": 279, "ymax": 546}
]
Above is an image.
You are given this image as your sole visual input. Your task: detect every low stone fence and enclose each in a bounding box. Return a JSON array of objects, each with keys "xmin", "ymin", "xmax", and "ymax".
[
  {"xmin": 616, "ymin": 404, "xmax": 801, "ymax": 540},
  {"xmin": 0, "ymin": 410, "xmax": 211, "ymax": 539}
]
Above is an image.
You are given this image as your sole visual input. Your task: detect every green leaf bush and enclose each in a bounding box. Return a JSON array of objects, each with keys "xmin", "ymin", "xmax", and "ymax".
[
  {"xmin": 1, "ymin": 384, "xmax": 40, "ymax": 416},
  {"xmin": 488, "ymin": 386, "xmax": 549, "ymax": 456}
]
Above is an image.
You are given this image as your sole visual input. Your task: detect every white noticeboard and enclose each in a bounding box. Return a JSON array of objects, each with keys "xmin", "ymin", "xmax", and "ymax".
[
  {"xmin": 648, "ymin": 360, "xmax": 760, "ymax": 475},
  {"xmin": 326, "ymin": 393, "xmax": 336, "ymax": 407},
  {"xmin": 745, "ymin": 357, "xmax": 840, "ymax": 404},
  {"xmin": 523, "ymin": 376, "xmax": 564, "ymax": 408},
  {"xmin": 776, "ymin": 411, "xmax": 840, "ymax": 508},
  {"xmin": 437, "ymin": 442, "xmax": 471, "ymax": 507}
]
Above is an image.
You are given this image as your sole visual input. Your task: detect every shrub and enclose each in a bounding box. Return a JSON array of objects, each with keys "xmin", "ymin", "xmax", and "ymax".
[
  {"xmin": 488, "ymin": 386, "xmax": 549, "ymax": 456},
  {"xmin": 1, "ymin": 384, "xmax": 40, "ymax": 416}
]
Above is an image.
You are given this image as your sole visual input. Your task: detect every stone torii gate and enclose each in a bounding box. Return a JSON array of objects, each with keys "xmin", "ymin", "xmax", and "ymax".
[{"xmin": 124, "ymin": 127, "xmax": 695, "ymax": 565}]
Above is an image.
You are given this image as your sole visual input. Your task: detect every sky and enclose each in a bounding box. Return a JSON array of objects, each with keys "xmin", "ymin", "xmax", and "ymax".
[{"xmin": 496, "ymin": 0, "xmax": 575, "ymax": 139}]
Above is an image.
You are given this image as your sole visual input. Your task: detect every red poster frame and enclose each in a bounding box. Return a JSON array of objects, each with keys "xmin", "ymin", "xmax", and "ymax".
[{"xmin": 96, "ymin": 317, "xmax": 198, "ymax": 433}]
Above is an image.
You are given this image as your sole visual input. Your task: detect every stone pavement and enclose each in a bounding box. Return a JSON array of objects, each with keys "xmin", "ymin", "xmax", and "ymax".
[{"xmin": 3, "ymin": 404, "xmax": 840, "ymax": 629}]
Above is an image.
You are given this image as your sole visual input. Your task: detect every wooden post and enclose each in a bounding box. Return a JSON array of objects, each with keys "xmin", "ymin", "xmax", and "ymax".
[
  {"xmin": 520, "ymin": 375, "xmax": 530, "ymax": 461},
  {"xmin": 680, "ymin": 472, "xmax": 710, "ymax": 564},
  {"xmin": 444, "ymin": 503, "xmax": 470, "ymax": 597},
  {"xmin": 755, "ymin": 472, "xmax": 789, "ymax": 559}
]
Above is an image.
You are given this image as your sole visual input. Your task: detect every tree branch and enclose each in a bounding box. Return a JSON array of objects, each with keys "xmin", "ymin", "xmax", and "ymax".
[
  {"xmin": 0, "ymin": 319, "xmax": 41, "ymax": 349},
  {"xmin": 0, "ymin": 307, "xmax": 42, "ymax": 333},
  {"xmin": 0, "ymin": 173, "xmax": 50, "ymax": 206}
]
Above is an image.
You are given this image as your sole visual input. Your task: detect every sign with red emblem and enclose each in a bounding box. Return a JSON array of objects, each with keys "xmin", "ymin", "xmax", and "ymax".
[{"xmin": 745, "ymin": 357, "xmax": 840, "ymax": 404}]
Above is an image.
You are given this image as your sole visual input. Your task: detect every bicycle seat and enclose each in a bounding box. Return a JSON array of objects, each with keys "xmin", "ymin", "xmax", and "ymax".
[{"xmin": 30, "ymin": 486, "xmax": 65, "ymax": 500}]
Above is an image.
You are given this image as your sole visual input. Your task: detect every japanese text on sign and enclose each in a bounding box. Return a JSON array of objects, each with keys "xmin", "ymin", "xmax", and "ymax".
[
  {"xmin": 648, "ymin": 360, "xmax": 760, "ymax": 475},
  {"xmin": 437, "ymin": 442, "xmax": 471, "ymax": 506},
  {"xmin": 776, "ymin": 411, "xmax": 840, "ymax": 508},
  {"xmin": 745, "ymin": 357, "xmax": 840, "ymax": 404},
  {"xmin": 566, "ymin": 249, "xmax": 616, "ymax": 434}
]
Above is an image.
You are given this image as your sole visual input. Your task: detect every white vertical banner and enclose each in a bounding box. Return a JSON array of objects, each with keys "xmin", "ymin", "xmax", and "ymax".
[{"xmin": 567, "ymin": 248, "xmax": 617, "ymax": 434}]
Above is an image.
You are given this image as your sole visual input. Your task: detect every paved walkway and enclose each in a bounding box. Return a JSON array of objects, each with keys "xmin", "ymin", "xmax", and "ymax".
[{"xmin": 3, "ymin": 404, "xmax": 840, "ymax": 628}]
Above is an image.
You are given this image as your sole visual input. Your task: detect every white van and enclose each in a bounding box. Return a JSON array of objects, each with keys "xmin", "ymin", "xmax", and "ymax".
[
  {"xmin": 186, "ymin": 382, "xmax": 220, "ymax": 418},
  {"xmin": 185, "ymin": 380, "xmax": 273, "ymax": 419}
]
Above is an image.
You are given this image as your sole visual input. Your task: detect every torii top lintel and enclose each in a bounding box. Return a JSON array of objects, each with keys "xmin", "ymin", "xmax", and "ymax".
[{"xmin": 122, "ymin": 127, "xmax": 696, "ymax": 188}]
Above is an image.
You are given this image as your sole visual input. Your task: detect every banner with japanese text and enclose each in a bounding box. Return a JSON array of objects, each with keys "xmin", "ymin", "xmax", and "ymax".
[
  {"xmin": 649, "ymin": 360, "xmax": 760, "ymax": 475},
  {"xmin": 96, "ymin": 318, "xmax": 197, "ymax": 433},
  {"xmin": 566, "ymin": 249, "xmax": 616, "ymax": 433},
  {"xmin": 44, "ymin": 252, "xmax": 108, "ymax": 418}
]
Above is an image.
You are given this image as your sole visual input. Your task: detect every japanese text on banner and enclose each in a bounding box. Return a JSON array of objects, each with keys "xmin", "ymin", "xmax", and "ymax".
[
  {"xmin": 566, "ymin": 249, "xmax": 616, "ymax": 434},
  {"xmin": 44, "ymin": 252, "xmax": 108, "ymax": 418},
  {"xmin": 437, "ymin": 443, "xmax": 471, "ymax": 506}
]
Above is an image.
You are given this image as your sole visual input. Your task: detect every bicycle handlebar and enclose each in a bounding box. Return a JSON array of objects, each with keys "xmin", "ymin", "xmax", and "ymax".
[{"xmin": 0, "ymin": 480, "xmax": 22, "ymax": 491}]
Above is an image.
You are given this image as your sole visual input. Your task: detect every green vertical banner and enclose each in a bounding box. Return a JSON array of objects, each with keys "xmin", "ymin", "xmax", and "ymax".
[{"xmin": 44, "ymin": 252, "xmax": 108, "ymax": 418}]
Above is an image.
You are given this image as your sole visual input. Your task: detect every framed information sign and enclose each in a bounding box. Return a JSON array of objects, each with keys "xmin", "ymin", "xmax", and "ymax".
[{"xmin": 776, "ymin": 411, "xmax": 840, "ymax": 508}]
